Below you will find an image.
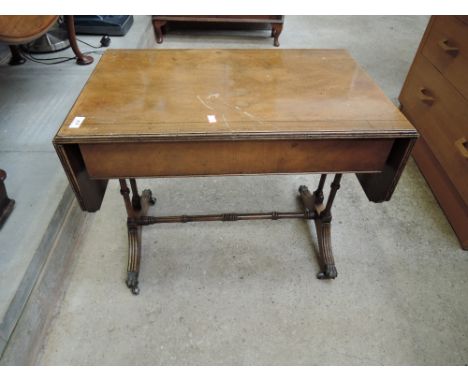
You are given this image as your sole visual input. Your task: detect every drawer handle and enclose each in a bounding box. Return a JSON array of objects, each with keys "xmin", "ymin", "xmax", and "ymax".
[
  {"xmin": 438, "ymin": 39, "xmax": 459, "ymax": 56},
  {"xmin": 455, "ymin": 137, "xmax": 468, "ymax": 159},
  {"xmin": 418, "ymin": 88, "xmax": 435, "ymax": 105}
]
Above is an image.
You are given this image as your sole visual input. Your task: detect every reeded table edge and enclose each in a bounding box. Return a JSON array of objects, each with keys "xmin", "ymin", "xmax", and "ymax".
[{"xmin": 54, "ymin": 129, "xmax": 419, "ymax": 145}]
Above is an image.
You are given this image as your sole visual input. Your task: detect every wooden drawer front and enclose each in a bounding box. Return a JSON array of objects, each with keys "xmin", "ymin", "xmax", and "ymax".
[
  {"xmin": 80, "ymin": 139, "xmax": 393, "ymax": 179},
  {"xmin": 400, "ymin": 54, "xmax": 468, "ymax": 205},
  {"xmin": 422, "ymin": 16, "xmax": 468, "ymax": 99},
  {"xmin": 412, "ymin": 136, "xmax": 468, "ymax": 249}
]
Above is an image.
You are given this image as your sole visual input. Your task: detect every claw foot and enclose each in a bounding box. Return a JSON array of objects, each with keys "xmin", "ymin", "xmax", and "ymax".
[
  {"xmin": 143, "ymin": 189, "xmax": 156, "ymax": 205},
  {"xmin": 317, "ymin": 264, "xmax": 338, "ymax": 280},
  {"xmin": 126, "ymin": 272, "xmax": 140, "ymax": 295}
]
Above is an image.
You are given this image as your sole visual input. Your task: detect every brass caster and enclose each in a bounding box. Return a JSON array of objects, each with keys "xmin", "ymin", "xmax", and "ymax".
[
  {"xmin": 126, "ymin": 272, "xmax": 140, "ymax": 295},
  {"xmin": 143, "ymin": 189, "xmax": 156, "ymax": 205},
  {"xmin": 317, "ymin": 264, "xmax": 338, "ymax": 280},
  {"xmin": 131, "ymin": 286, "xmax": 140, "ymax": 295}
]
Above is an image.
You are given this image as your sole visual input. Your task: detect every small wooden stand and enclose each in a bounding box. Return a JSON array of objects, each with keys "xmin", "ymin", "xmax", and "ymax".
[{"xmin": 152, "ymin": 16, "xmax": 284, "ymax": 47}]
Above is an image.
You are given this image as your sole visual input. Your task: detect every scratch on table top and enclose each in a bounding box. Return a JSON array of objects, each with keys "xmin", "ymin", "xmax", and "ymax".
[
  {"xmin": 196, "ymin": 95, "xmax": 214, "ymax": 110},
  {"xmin": 199, "ymin": 94, "xmax": 264, "ymax": 125},
  {"xmin": 222, "ymin": 114, "xmax": 231, "ymax": 129},
  {"xmin": 231, "ymin": 104, "xmax": 264, "ymax": 125},
  {"xmin": 243, "ymin": 111, "xmax": 265, "ymax": 125}
]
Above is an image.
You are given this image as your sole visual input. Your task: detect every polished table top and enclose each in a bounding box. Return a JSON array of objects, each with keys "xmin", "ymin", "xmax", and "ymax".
[
  {"xmin": 56, "ymin": 49, "xmax": 416, "ymax": 143},
  {"xmin": 54, "ymin": 49, "xmax": 418, "ymax": 212}
]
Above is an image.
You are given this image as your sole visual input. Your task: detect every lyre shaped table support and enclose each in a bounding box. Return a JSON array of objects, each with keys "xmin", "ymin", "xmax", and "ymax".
[{"xmin": 119, "ymin": 174, "xmax": 342, "ymax": 295}]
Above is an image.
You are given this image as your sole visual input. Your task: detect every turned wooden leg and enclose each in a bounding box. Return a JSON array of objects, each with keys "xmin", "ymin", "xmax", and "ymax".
[
  {"xmin": 119, "ymin": 179, "xmax": 156, "ymax": 295},
  {"xmin": 271, "ymin": 23, "xmax": 283, "ymax": 47},
  {"xmin": 299, "ymin": 174, "xmax": 342, "ymax": 280},
  {"xmin": 153, "ymin": 20, "xmax": 166, "ymax": 44},
  {"xmin": 8, "ymin": 45, "xmax": 25, "ymax": 66},
  {"xmin": 313, "ymin": 174, "xmax": 327, "ymax": 205},
  {"xmin": 65, "ymin": 15, "xmax": 93, "ymax": 65},
  {"xmin": 130, "ymin": 178, "xmax": 141, "ymax": 211}
]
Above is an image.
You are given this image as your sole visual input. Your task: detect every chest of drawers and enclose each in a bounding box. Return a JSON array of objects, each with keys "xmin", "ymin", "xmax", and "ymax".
[{"xmin": 399, "ymin": 16, "xmax": 468, "ymax": 249}]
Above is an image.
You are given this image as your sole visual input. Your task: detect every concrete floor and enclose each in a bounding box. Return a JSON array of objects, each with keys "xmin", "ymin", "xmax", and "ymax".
[
  {"xmin": 3, "ymin": 16, "xmax": 468, "ymax": 365},
  {"xmin": 0, "ymin": 16, "xmax": 154, "ymax": 355}
]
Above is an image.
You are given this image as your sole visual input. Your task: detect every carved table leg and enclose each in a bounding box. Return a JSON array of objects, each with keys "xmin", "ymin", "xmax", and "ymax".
[
  {"xmin": 129, "ymin": 178, "xmax": 141, "ymax": 211},
  {"xmin": 313, "ymin": 174, "xmax": 327, "ymax": 205},
  {"xmin": 119, "ymin": 179, "xmax": 156, "ymax": 295},
  {"xmin": 153, "ymin": 20, "xmax": 167, "ymax": 44},
  {"xmin": 8, "ymin": 45, "xmax": 25, "ymax": 66},
  {"xmin": 299, "ymin": 174, "xmax": 342, "ymax": 280},
  {"xmin": 271, "ymin": 23, "xmax": 283, "ymax": 47},
  {"xmin": 65, "ymin": 15, "xmax": 93, "ymax": 65},
  {"xmin": 316, "ymin": 174, "xmax": 342, "ymax": 279}
]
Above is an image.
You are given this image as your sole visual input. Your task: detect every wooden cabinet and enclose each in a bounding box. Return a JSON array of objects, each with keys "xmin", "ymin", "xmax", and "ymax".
[{"xmin": 399, "ymin": 16, "xmax": 468, "ymax": 249}]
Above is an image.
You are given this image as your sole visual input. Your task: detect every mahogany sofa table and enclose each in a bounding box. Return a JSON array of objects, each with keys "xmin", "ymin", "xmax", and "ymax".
[{"xmin": 53, "ymin": 49, "xmax": 418, "ymax": 295}]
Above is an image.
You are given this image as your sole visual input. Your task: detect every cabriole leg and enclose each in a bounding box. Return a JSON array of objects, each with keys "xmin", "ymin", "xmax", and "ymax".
[
  {"xmin": 271, "ymin": 23, "xmax": 283, "ymax": 47},
  {"xmin": 153, "ymin": 20, "xmax": 166, "ymax": 44}
]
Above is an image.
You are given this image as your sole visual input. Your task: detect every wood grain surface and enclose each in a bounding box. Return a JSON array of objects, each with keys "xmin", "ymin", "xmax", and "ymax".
[
  {"xmin": 399, "ymin": 15, "xmax": 467, "ymax": 249},
  {"xmin": 55, "ymin": 49, "xmax": 416, "ymax": 143},
  {"xmin": 399, "ymin": 53, "xmax": 468, "ymax": 205},
  {"xmin": 0, "ymin": 15, "xmax": 58, "ymax": 44},
  {"xmin": 80, "ymin": 139, "xmax": 393, "ymax": 178},
  {"xmin": 421, "ymin": 16, "xmax": 468, "ymax": 100}
]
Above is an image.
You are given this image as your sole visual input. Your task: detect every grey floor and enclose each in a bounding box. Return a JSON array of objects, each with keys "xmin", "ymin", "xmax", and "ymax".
[
  {"xmin": 0, "ymin": 16, "xmax": 154, "ymax": 354},
  {"xmin": 2, "ymin": 16, "xmax": 467, "ymax": 365}
]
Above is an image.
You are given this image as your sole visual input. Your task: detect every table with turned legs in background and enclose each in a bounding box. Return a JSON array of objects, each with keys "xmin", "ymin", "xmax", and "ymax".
[{"xmin": 53, "ymin": 49, "xmax": 418, "ymax": 295}]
